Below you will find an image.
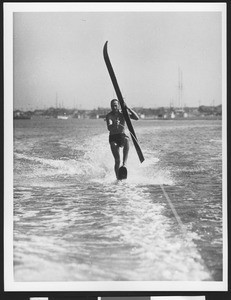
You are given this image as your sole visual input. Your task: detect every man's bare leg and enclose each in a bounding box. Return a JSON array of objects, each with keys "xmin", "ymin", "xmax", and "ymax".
[
  {"xmin": 123, "ymin": 137, "xmax": 129, "ymax": 167},
  {"xmin": 110, "ymin": 142, "xmax": 120, "ymax": 178}
]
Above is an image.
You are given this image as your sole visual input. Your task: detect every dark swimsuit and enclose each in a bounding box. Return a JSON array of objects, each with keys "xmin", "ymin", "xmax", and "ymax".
[
  {"xmin": 107, "ymin": 110, "xmax": 129, "ymax": 147},
  {"xmin": 109, "ymin": 133, "xmax": 129, "ymax": 147}
]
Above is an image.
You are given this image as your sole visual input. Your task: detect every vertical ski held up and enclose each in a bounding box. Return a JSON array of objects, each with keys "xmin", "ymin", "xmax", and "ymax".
[{"xmin": 103, "ymin": 41, "xmax": 144, "ymax": 163}]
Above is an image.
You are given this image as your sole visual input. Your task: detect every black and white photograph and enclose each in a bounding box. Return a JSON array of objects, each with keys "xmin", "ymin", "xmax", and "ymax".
[{"xmin": 4, "ymin": 2, "xmax": 227, "ymax": 292}]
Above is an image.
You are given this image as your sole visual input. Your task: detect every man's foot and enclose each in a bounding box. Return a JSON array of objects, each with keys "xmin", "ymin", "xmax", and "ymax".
[{"xmin": 117, "ymin": 165, "xmax": 128, "ymax": 180}]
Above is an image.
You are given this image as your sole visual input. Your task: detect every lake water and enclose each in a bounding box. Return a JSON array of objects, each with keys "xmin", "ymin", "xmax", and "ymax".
[{"xmin": 13, "ymin": 118, "xmax": 223, "ymax": 282}]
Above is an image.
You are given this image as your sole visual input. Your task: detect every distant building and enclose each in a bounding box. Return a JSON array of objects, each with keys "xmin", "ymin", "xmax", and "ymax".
[
  {"xmin": 183, "ymin": 112, "xmax": 188, "ymax": 118},
  {"xmin": 170, "ymin": 111, "xmax": 175, "ymax": 119},
  {"xmin": 13, "ymin": 110, "xmax": 31, "ymax": 119}
]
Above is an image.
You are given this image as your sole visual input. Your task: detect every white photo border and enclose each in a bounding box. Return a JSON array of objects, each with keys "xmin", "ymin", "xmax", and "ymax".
[{"xmin": 4, "ymin": 2, "xmax": 227, "ymax": 292}]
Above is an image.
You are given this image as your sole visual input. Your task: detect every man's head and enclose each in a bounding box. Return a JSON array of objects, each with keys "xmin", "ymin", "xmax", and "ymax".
[{"xmin": 111, "ymin": 99, "xmax": 120, "ymax": 112}]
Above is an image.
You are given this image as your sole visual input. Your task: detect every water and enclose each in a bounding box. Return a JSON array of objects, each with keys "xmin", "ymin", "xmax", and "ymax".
[{"xmin": 13, "ymin": 118, "xmax": 223, "ymax": 282}]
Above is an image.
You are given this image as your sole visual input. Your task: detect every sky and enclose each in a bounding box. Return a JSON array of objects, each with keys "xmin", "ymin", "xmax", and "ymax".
[{"xmin": 11, "ymin": 4, "xmax": 224, "ymax": 110}]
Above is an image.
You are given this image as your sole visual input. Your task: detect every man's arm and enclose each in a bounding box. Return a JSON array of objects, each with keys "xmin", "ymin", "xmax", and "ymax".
[
  {"xmin": 106, "ymin": 113, "xmax": 118, "ymax": 131},
  {"xmin": 125, "ymin": 105, "xmax": 139, "ymax": 120},
  {"xmin": 106, "ymin": 114, "xmax": 113, "ymax": 131}
]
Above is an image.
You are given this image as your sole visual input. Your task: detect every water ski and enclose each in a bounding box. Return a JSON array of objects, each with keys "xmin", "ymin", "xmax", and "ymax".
[{"xmin": 117, "ymin": 166, "xmax": 127, "ymax": 180}]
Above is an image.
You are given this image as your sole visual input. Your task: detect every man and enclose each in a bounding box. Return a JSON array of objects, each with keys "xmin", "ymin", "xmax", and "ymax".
[{"xmin": 106, "ymin": 99, "xmax": 139, "ymax": 178}]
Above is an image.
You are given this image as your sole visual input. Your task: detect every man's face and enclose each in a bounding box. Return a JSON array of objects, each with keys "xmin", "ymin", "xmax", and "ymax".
[{"xmin": 111, "ymin": 100, "xmax": 119, "ymax": 112}]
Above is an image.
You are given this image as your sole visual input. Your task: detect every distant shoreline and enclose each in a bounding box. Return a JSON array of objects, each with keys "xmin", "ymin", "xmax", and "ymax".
[
  {"xmin": 140, "ymin": 116, "xmax": 222, "ymax": 121},
  {"xmin": 14, "ymin": 115, "xmax": 222, "ymax": 121}
]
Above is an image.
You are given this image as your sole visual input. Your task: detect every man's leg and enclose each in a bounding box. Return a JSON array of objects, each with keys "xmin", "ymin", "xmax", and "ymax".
[
  {"xmin": 122, "ymin": 137, "xmax": 129, "ymax": 167},
  {"xmin": 110, "ymin": 142, "xmax": 120, "ymax": 178}
]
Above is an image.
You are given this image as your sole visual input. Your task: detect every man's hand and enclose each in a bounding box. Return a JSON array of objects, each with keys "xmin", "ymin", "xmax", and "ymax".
[
  {"xmin": 123, "ymin": 100, "xmax": 128, "ymax": 109},
  {"xmin": 122, "ymin": 100, "xmax": 139, "ymax": 120}
]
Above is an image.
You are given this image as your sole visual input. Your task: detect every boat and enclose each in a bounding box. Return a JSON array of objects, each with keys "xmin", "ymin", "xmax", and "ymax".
[{"xmin": 57, "ymin": 114, "xmax": 69, "ymax": 120}]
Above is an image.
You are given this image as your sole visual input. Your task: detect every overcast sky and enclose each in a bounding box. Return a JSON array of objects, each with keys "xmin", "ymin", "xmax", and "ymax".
[{"xmin": 12, "ymin": 5, "xmax": 224, "ymax": 110}]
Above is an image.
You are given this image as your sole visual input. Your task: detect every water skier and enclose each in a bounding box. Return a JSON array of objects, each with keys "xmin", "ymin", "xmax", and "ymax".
[{"xmin": 106, "ymin": 99, "xmax": 139, "ymax": 178}]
